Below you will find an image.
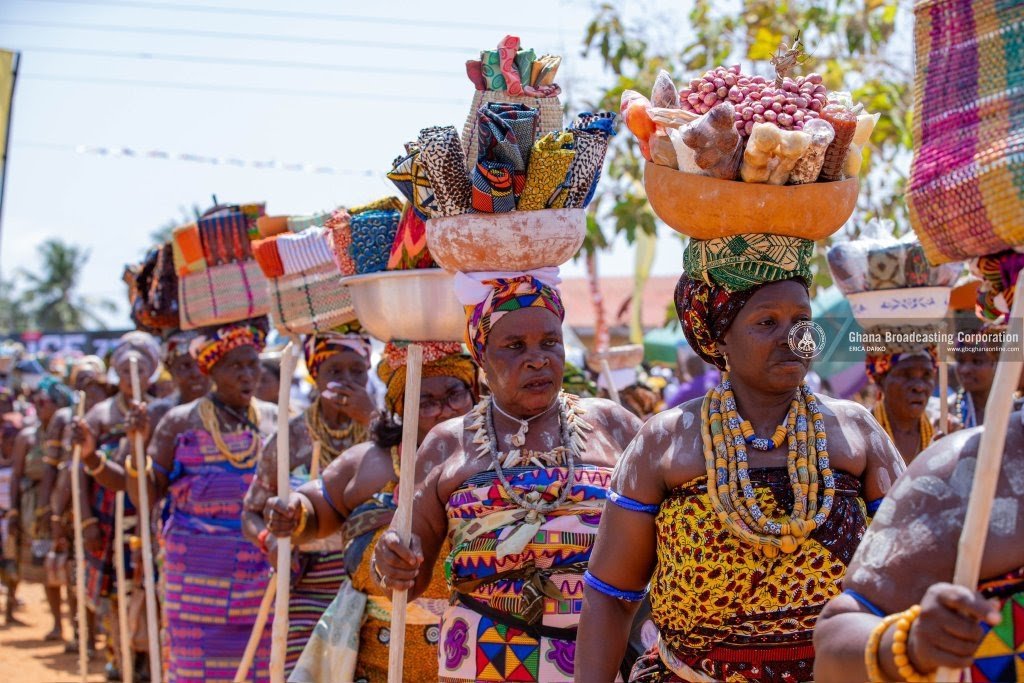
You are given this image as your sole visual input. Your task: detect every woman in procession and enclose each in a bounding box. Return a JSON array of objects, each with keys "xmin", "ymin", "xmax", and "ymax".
[
  {"xmin": 241, "ymin": 327, "xmax": 378, "ymax": 675},
  {"xmin": 865, "ymin": 348, "xmax": 940, "ymax": 464},
  {"xmin": 371, "ymin": 272, "xmax": 643, "ymax": 682},
  {"xmin": 263, "ymin": 338, "xmax": 478, "ymax": 681},
  {"xmin": 575, "ymin": 240, "xmax": 906, "ymax": 682}
]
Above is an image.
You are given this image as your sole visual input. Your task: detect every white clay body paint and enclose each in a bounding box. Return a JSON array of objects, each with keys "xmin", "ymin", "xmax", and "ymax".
[
  {"xmin": 950, "ymin": 457, "xmax": 978, "ymax": 500},
  {"xmin": 681, "ymin": 410, "xmax": 695, "ymax": 430},
  {"xmin": 989, "ymin": 497, "xmax": 1019, "ymax": 537}
]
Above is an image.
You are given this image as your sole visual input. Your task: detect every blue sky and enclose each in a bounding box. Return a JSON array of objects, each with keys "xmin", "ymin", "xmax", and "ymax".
[{"xmin": 0, "ymin": 0, "xmax": 687, "ymax": 327}]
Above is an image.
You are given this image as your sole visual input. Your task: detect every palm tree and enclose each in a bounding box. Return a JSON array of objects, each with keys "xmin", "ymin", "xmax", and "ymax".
[
  {"xmin": 0, "ymin": 277, "xmax": 31, "ymax": 333},
  {"xmin": 20, "ymin": 239, "xmax": 116, "ymax": 330}
]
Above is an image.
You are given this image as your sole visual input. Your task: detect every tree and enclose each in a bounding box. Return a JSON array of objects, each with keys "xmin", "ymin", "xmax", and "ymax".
[
  {"xmin": 19, "ymin": 238, "xmax": 115, "ymax": 330},
  {"xmin": 581, "ymin": 0, "xmax": 911, "ymax": 293},
  {"xmin": 0, "ymin": 277, "xmax": 31, "ymax": 333}
]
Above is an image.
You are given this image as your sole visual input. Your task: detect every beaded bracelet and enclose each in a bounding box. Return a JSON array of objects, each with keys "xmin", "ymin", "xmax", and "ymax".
[
  {"xmin": 582, "ymin": 570, "xmax": 649, "ymax": 602},
  {"xmin": 865, "ymin": 610, "xmax": 903, "ymax": 682},
  {"xmin": 81, "ymin": 517, "xmax": 98, "ymax": 530},
  {"xmin": 893, "ymin": 605, "xmax": 934, "ymax": 682},
  {"xmin": 84, "ymin": 453, "xmax": 107, "ymax": 477},
  {"xmin": 291, "ymin": 504, "xmax": 308, "ymax": 540}
]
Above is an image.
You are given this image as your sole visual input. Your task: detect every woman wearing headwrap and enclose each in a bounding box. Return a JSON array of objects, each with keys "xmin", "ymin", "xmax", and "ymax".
[
  {"xmin": 8, "ymin": 375, "xmax": 73, "ymax": 639},
  {"xmin": 68, "ymin": 331, "xmax": 162, "ymax": 680},
  {"xmin": 370, "ymin": 271, "xmax": 643, "ymax": 682},
  {"xmin": 157, "ymin": 330, "xmax": 211, "ymax": 409},
  {"xmin": 866, "ymin": 347, "xmax": 939, "ymax": 464},
  {"xmin": 241, "ymin": 326, "xmax": 377, "ymax": 676},
  {"xmin": 575, "ymin": 236, "xmax": 906, "ymax": 682},
  {"xmin": 121, "ymin": 319, "xmax": 277, "ymax": 683},
  {"xmin": 264, "ymin": 340, "xmax": 478, "ymax": 682}
]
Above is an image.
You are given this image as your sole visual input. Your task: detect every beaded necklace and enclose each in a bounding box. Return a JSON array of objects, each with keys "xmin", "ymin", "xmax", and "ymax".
[
  {"xmin": 872, "ymin": 400, "xmax": 934, "ymax": 454},
  {"xmin": 701, "ymin": 376, "xmax": 835, "ymax": 558},
  {"xmin": 304, "ymin": 397, "xmax": 365, "ymax": 465},
  {"xmin": 197, "ymin": 397, "xmax": 260, "ymax": 469},
  {"xmin": 955, "ymin": 389, "xmax": 977, "ymax": 429}
]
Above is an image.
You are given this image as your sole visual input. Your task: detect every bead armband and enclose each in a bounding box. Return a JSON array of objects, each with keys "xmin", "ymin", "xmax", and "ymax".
[
  {"xmin": 583, "ymin": 570, "xmax": 648, "ymax": 602},
  {"xmin": 608, "ymin": 490, "xmax": 660, "ymax": 515}
]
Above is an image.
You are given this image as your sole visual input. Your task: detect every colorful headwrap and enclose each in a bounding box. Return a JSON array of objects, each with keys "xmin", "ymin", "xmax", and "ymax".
[
  {"xmin": 376, "ymin": 341, "xmax": 477, "ymax": 416},
  {"xmin": 453, "ymin": 269, "xmax": 566, "ymax": 365},
  {"xmin": 973, "ymin": 249, "xmax": 1024, "ymax": 323},
  {"xmin": 69, "ymin": 355, "xmax": 106, "ymax": 389},
  {"xmin": 162, "ymin": 330, "xmax": 200, "ymax": 363},
  {"xmin": 865, "ymin": 347, "xmax": 939, "ymax": 384},
  {"xmin": 189, "ymin": 320, "xmax": 268, "ymax": 375},
  {"xmin": 111, "ymin": 331, "xmax": 162, "ymax": 377},
  {"xmin": 37, "ymin": 376, "xmax": 74, "ymax": 408},
  {"xmin": 303, "ymin": 327, "xmax": 373, "ymax": 382}
]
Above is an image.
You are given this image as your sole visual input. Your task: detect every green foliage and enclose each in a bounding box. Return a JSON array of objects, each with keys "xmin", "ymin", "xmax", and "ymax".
[{"xmin": 581, "ymin": 0, "xmax": 912, "ymax": 290}]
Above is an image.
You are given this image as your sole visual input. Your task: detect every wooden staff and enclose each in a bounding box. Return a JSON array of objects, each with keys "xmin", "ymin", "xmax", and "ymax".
[
  {"xmin": 70, "ymin": 391, "xmax": 89, "ymax": 683},
  {"xmin": 113, "ymin": 491, "xmax": 133, "ymax": 683},
  {"xmin": 387, "ymin": 343, "xmax": 424, "ymax": 683},
  {"xmin": 270, "ymin": 339, "xmax": 302, "ymax": 683},
  {"xmin": 600, "ymin": 359, "xmax": 622, "ymax": 405},
  {"xmin": 935, "ymin": 272, "xmax": 1024, "ymax": 683},
  {"xmin": 234, "ymin": 580, "xmax": 277, "ymax": 683},
  {"xmin": 130, "ymin": 356, "xmax": 162, "ymax": 683}
]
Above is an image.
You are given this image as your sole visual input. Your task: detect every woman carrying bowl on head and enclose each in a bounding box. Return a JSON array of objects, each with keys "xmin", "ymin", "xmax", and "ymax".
[
  {"xmin": 575, "ymin": 237, "xmax": 906, "ymax": 682},
  {"xmin": 371, "ymin": 271, "xmax": 643, "ymax": 682},
  {"xmin": 241, "ymin": 327, "xmax": 378, "ymax": 676},
  {"xmin": 263, "ymin": 340, "xmax": 478, "ymax": 681}
]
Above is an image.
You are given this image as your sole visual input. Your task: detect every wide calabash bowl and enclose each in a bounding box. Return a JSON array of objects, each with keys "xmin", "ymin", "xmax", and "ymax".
[
  {"xmin": 341, "ymin": 269, "xmax": 464, "ymax": 342},
  {"xmin": 426, "ymin": 208, "xmax": 586, "ymax": 272},
  {"xmin": 644, "ymin": 163, "xmax": 859, "ymax": 241}
]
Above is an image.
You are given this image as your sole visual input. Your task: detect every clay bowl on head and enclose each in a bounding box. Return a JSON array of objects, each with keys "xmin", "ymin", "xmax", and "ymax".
[
  {"xmin": 426, "ymin": 208, "xmax": 586, "ymax": 273},
  {"xmin": 586, "ymin": 344, "xmax": 645, "ymax": 373},
  {"xmin": 643, "ymin": 163, "xmax": 859, "ymax": 241},
  {"xmin": 341, "ymin": 269, "xmax": 464, "ymax": 342}
]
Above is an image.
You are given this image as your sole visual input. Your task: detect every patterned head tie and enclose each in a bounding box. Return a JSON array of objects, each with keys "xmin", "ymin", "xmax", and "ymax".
[
  {"xmin": 453, "ymin": 268, "xmax": 565, "ymax": 365},
  {"xmin": 303, "ymin": 324, "xmax": 373, "ymax": 382},
  {"xmin": 190, "ymin": 319, "xmax": 268, "ymax": 375},
  {"xmin": 677, "ymin": 235, "xmax": 814, "ymax": 370},
  {"xmin": 376, "ymin": 341, "xmax": 477, "ymax": 416},
  {"xmin": 36, "ymin": 375, "xmax": 75, "ymax": 408},
  {"xmin": 865, "ymin": 347, "xmax": 938, "ymax": 385},
  {"xmin": 162, "ymin": 330, "xmax": 200, "ymax": 364},
  {"xmin": 973, "ymin": 249, "xmax": 1024, "ymax": 324},
  {"xmin": 111, "ymin": 331, "xmax": 162, "ymax": 379}
]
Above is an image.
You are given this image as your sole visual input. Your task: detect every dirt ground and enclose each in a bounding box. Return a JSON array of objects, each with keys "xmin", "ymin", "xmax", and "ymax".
[{"xmin": 0, "ymin": 582, "xmax": 106, "ymax": 682}]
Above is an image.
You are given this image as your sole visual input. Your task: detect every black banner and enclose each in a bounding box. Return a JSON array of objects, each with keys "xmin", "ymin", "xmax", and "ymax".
[{"xmin": 1, "ymin": 330, "xmax": 134, "ymax": 357}]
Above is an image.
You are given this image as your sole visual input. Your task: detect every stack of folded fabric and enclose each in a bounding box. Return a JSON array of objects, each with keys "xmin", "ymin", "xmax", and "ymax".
[{"xmin": 172, "ymin": 207, "xmax": 271, "ymax": 329}]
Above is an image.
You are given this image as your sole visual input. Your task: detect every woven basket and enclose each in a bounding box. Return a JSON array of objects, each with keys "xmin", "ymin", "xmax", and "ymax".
[
  {"xmin": 178, "ymin": 260, "xmax": 270, "ymax": 330},
  {"xmin": 268, "ymin": 261, "xmax": 356, "ymax": 334},
  {"xmin": 461, "ymin": 90, "xmax": 563, "ymax": 168},
  {"xmin": 906, "ymin": 0, "xmax": 1024, "ymax": 264}
]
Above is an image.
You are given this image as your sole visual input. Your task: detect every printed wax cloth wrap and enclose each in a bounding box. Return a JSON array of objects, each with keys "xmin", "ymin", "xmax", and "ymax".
[
  {"xmin": 974, "ymin": 249, "xmax": 1024, "ymax": 322},
  {"xmin": 303, "ymin": 328, "xmax": 371, "ymax": 381},
  {"xmin": 906, "ymin": 0, "xmax": 1024, "ymax": 264},
  {"xmin": 461, "ymin": 91, "xmax": 564, "ymax": 169},
  {"xmin": 517, "ymin": 131, "xmax": 576, "ymax": 211},
  {"xmin": 465, "ymin": 35, "xmax": 561, "ymax": 93},
  {"xmin": 348, "ymin": 202, "xmax": 401, "ymax": 274},
  {"xmin": 564, "ymin": 112, "xmax": 617, "ymax": 209},
  {"xmin": 324, "ymin": 209, "xmax": 356, "ymax": 277},
  {"xmin": 867, "ymin": 242, "xmax": 935, "ymax": 291},
  {"xmin": 376, "ymin": 341, "xmax": 475, "ymax": 415},
  {"xmin": 190, "ymin": 320, "xmax": 268, "ymax": 374},
  {"xmin": 683, "ymin": 234, "xmax": 815, "ymax": 293},
  {"xmin": 198, "ymin": 211, "xmax": 253, "ymax": 266},
  {"xmin": 418, "ymin": 126, "xmax": 473, "ymax": 218},
  {"xmin": 386, "ymin": 204, "xmax": 435, "ymax": 271},
  {"xmin": 178, "ymin": 260, "xmax": 270, "ymax": 330},
  {"xmin": 454, "ymin": 269, "xmax": 564, "ymax": 365},
  {"xmin": 387, "ymin": 145, "xmax": 437, "ymax": 220},
  {"xmin": 865, "ymin": 347, "xmax": 939, "ymax": 383},
  {"xmin": 471, "ymin": 103, "xmax": 539, "ymax": 213}
]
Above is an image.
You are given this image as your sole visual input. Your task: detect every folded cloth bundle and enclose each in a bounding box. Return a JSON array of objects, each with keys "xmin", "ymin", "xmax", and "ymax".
[
  {"xmin": 387, "ymin": 204, "xmax": 435, "ymax": 270},
  {"xmin": 172, "ymin": 223, "xmax": 207, "ymax": 276},
  {"xmin": 287, "ymin": 211, "xmax": 333, "ymax": 233},
  {"xmin": 198, "ymin": 212, "xmax": 252, "ymax": 266},
  {"xmin": 565, "ymin": 112, "xmax": 617, "ymax": 208},
  {"xmin": 276, "ymin": 227, "xmax": 335, "ymax": 274},
  {"xmin": 417, "ymin": 126, "xmax": 473, "ymax": 218},
  {"xmin": 472, "ymin": 161, "xmax": 517, "ymax": 213},
  {"xmin": 517, "ymin": 131, "xmax": 575, "ymax": 210},
  {"xmin": 479, "ymin": 103, "xmax": 538, "ymax": 172},
  {"xmin": 467, "ymin": 35, "xmax": 561, "ymax": 96},
  {"xmin": 350, "ymin": 208, "xmax": 401, "ymax": 274},
  {"xmin": 252, "ymin": 237, "xmax": 285, "ymax": 278},
  {"xmin": 324, "ymin": 209, "xmax": 356, "ymax": 276},
  {"xmin": 387, "ymin": 146, "xmax": 437, "ymax": 220},
  {"xmin": 206, "ymin": 203, "xmax": 265, "ymax": 240}
]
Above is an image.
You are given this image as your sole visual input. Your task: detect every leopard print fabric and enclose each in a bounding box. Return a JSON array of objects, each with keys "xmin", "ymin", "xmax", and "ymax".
[{"xmin": 417, "ymin": 125, "xmax": 473, "ymax": 218}]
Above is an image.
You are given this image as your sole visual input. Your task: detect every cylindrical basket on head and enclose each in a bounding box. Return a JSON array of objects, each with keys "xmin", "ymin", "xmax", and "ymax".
[{"xmin": 906, "ymin": 0, "xmax": 1024, "ymax": 264}]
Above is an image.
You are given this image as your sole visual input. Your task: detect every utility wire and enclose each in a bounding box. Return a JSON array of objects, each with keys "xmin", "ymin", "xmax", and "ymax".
[{"xmin": 23, "ymin": 0, "xmax": 564, "ymax": 35}]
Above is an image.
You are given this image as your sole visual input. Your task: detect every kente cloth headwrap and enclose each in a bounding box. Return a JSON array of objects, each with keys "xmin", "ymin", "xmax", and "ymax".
[
  {"xmin": 453, "ymin": 269, "xmax": 565, "ymax": 365},
  {"xmin": 37, "ymin": 376, "xmax": 74, "ymax": 408},
  {"xmin": 676, "ymin": 274, "xmax": 774, "ymax": 371},
  {"xmin": 189, "ymin": 321, "xmax": 268, "ymax": 375},
  {"xmin": 376, "ymin": 341, "xmax": 476, "ymax": 416},
  {"xmin": 683, "ymin": 234, "xmax": 815, "ymax": 293},
  {"xmin": 111, "ymin": 331, "xmax": 162, "ymax": 377},
  {"xmin": 973, "ymin": 249, "xmax": 1024, "ymax": 323},
  {"xmin": 865, "ymin": 347, "xmax": 939, "ymax": 384},
  {"xmin": 69, "ymin": 355, "xmax": 106, "ymax": 388},
  {"xmin": 162, "ymin": 330, "xmax": 199, "ymax": 363},
  {"xmin": 303, "ymin": 329, "xmax": 372, "ymax": 382}
]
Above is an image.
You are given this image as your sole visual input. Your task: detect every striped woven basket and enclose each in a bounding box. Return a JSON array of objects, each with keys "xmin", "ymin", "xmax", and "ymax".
[
  {"xmin": 906, "ymin": 0, "xmax": 1024, "ymax": 264},
  {"xmin": 268, "ymin": 261, "xmax": 356, "ymax": 334},
  {"xmin": 461, "ymin": 90, "xmax": 563, "ymax": 168},
  {"xmin": 178, "ymin": 260, "xmax": 270, "ymax": 330}
]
